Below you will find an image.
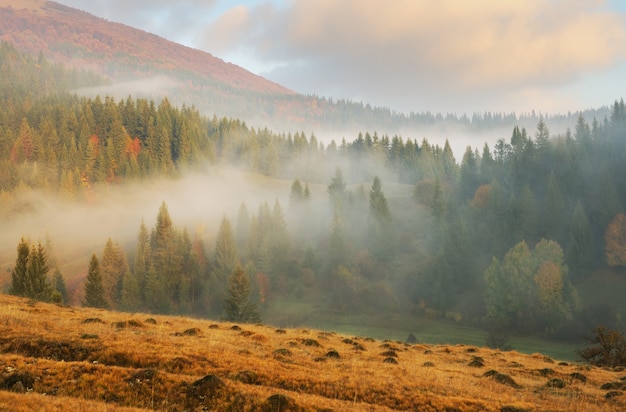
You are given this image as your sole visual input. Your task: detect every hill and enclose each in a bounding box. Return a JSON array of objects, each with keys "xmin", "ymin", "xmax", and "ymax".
[
  {"xmin": 0, "ymin": 1, "xmax": 601, "ymax": 136},
  {"xmin": 0, "ymin": 294, "xmax": 624, "ymax": 411},
  {"xmin": 0, "ymin": 0, "xmax": 291, "ymax": 95}
]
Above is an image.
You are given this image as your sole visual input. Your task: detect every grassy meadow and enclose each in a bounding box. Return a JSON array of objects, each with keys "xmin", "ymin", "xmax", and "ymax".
[{"xmin": 0, "ymin": 294, "xmax": 625, "ymax": 411}]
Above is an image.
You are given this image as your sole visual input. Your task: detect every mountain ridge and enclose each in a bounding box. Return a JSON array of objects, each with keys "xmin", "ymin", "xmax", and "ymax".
[{"xmin": 0, "ymin": 0, "xmax": 293, "ymax": 96}]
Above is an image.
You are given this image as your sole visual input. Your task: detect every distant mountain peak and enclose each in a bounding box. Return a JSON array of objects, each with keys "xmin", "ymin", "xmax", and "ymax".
[
  {"xmin": 0, "ymin": 0, "xmax": 45, "ymax": 10},
  {"xmin": 0, "ymin": 1, "xmax": 293, "ymax": 96}
]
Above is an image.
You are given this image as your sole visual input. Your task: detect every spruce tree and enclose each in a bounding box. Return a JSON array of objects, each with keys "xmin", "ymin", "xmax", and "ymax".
[
  {"xmin": 290, "ymin": 179, "xmax": 304, "ymax": 204},
  {"xmin": 83, "ymin": 254, "xmax": 109, "ymax": 309},
  {"xmin": 133, "ymin": 218, "xmax": 151, "ymax": 298},
  {"xmin": 224, "ymin": 264, "xmax": 260, "ymax": 323},
  {"xmin": 566, "ymin": 201, "xmax": 592, "ymax": 278},
  {"xmin": 9, "ymin": 238, "xmax": 30, "ymax": 297},
  {"xmin": 100, "ymin": 238, "xmax": 129, "ymax": 308},
  {"xmin": 214, "ymin": 216, "xmax": 238, "ymax": 280},
  {"xmin": 52, "ymin": 268, "xmax": 68, "ymax": 304},
  {"xmin": 328, "ymin": 167, "xmax": 347, "ymax": 214},
  {"xmin": 328, "ymin": 213, "xmax": 347, "ymax": 269},
  {"xmin": 368, "ymin": 176, "xmax": 394, "ymax": 261},
  {"xmin": 21, "ymin": 241, "xmax": 52, "ymax": 302}
]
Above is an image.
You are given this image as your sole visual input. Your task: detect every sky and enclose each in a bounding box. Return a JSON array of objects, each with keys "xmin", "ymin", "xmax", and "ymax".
[{"xmin": 56, "ymin": 0, "xmax": 626, "ymax": 116}]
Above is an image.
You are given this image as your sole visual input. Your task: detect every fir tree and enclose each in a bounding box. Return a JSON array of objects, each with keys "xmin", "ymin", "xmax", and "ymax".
[
  {"xmin": 9, "ymin": 238, "xmax": 30, "ymax": 297},
  {"xmin": 214, "ymin": 215, "xmax": 238, "ymax": 280},
  {"xmin": 566, "ymin": 201, "xmax": 592, "ymax": 278},
  {"xmin": 328, "ymin": 167, "xmax": 347, "ymax": 214},
  {"xmin": 11, "ymin": 240, "xmax": 53, "ymax": 302},
  {"xmin": 52, "ymin": 268, "xmax": 68, "ymax": 304},
  {"xmin": 224, "ymin": 264, "xmax": 260, "ymax": 323},
  {"xmin": 83, "ymin": 254, "xmax": 109, "ymax": 309}
]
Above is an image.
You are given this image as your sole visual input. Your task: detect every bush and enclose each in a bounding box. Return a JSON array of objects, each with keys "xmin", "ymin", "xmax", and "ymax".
[
  {"xmin": 486, "ymin": 329, "xmax": 513, "ymax": 351},
  {"xmin": 577, "ymin": 327, "xmax": 626, "ymax": 367}
]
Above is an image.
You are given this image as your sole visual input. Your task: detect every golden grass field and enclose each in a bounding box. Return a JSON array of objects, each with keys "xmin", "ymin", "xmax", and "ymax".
[{"xmin": 0, "ymin": 294, "xmax": 624, "ymax": 411}]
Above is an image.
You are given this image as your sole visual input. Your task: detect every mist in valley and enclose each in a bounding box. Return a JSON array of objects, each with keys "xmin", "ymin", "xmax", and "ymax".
[{"xmin": 2, "ymin": 26, "xmax": 626, "ymax": 358}]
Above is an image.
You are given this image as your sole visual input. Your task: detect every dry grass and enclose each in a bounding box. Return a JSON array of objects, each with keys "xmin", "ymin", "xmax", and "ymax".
[{"xmin": 0, "ymin": 294, "xmax": 624, "ymax": 411}]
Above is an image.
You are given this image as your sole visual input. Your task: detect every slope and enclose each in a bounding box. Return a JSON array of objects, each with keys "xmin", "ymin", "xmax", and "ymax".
[
  {"xmin": 0, "ymin": 294, "xmax": 624, "ymax": 411},
  {"xmin": 0, "ymin": 0, "xmax": 291, "ymax": 96}
]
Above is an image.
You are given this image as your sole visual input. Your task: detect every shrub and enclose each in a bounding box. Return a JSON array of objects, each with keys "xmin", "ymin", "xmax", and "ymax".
[{"xmin": 577, "ymin": 327, "xmax": 626, "ymax": 367}]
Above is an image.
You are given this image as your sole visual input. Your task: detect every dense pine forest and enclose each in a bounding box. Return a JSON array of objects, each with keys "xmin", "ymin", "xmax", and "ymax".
[{"xmin": 2, "ymin": 41, "xmax": 626, "ymax": 348}]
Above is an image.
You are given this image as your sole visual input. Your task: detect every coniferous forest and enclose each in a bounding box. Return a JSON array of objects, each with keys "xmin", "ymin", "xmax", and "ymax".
[{"xmin": 3, "ymin": 41, "xmax": 626, "ymax": 350}]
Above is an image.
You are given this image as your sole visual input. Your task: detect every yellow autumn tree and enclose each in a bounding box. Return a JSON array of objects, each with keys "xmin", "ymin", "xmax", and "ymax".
[
  {"xmin": 534, "ymin": 261, "xmax": 568, "ymax": 326},
  {"xmin": 605, "ymin": 213, "xmax": 626, "ymax": 268}
]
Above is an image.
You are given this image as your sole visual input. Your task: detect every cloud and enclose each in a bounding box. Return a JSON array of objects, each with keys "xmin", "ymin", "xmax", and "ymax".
[
  {"xmin": 54, "ymin": 0, "xmax": 626, "ymax": 114},
  {"xmin": 203, "ymin": 0, "xmax": 626, "ymax": 113},
  {"xmin": 72, "ymin": 75, "xmax": 180, "ymax": 100}
]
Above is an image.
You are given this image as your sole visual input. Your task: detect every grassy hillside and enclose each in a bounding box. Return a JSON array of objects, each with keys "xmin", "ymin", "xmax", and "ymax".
[{"xmin": 0, "ymin": 294, "xmax": 624, "ymax": 411}]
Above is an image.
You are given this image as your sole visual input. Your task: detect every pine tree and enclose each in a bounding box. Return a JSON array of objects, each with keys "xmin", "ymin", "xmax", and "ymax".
[
  {"xmin": 328, "ymin": 167, "xmax": 347, "ymax": 214},
  {"xmin": 290, "ymin": 179, "xmax": 304, "ymax": 204},
  {"xmin": 133, "ymin": 218, "xmax": 151, "ymax": 298},
  {"xmin": 100, "ymin": 238, "xmax": 129, "ymax": 308},
  {"xmin": 328, "ymin": 213, "xmax": 347, "ymax": 269},
  {"xmin": 119, "ymin": 271, "xmax": 141, "ymax": 312},
  {"xmin": 9, "ymin": 238, "xmax": 30, "ymax": 297},
  {"xmin": 368, "ymin": 176, "xmax": 394, "ymax": 261},
  {"xmin": 369, "ymin": 176, "xmax": 391, "ymax": 221},
  {"xmin": 214, "ymin": 216, "xmax": 239, "ymax": 280},
  {"xmin": 459, "ymin": 146, "xmax": 480, "ymax": 200},
  {"xmin": 224, "ymin": 264, "xmax": 260, "ymax": 323},
  {"xmin": 24, "ymin": 242, "xmax": 52, "ymax": 302},
  {"xmin": 52, "ymin": 268, "xmax": 68, "ymax": 304},
  {"xmin": 151, "ymin": 202, "xmax": 181, "ymax": 304},
  {"xmin": 566, "ymin": 201, "xmax": 592, "ymax": 278},
  {"xmin": 235, "ymin": 202, "xmax": 250, "ymax": 254},
  {"xmin": 83, "ymin": 254, "xmax": 109, "ymax": 309},
  {"xmin": 268, "ymin": 200, "xmax": 290, "ymax": 275}
]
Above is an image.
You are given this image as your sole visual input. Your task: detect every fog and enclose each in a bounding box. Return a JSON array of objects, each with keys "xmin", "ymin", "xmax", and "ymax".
[
  {"xmin": 0, "ymin": 167, "xmax": 304, "ymax": 283},
  {"xmin": 72, "ymin": 75, "xmax": 180, "ymax": 101}
]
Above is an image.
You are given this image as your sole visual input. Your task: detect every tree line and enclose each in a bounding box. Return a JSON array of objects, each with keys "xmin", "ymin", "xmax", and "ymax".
[{"xmin": 3, "ymin": 39, "xmax": 626, "ymax": 340}]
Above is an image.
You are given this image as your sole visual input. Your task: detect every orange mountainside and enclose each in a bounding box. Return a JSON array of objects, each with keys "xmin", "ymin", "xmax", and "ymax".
[
  {"xmin": 0, "ymin": 294, "xmax": 625, "ymax": 411},
  {"xmin": 0, "ymin": 0, "xmax": 292, "ymax": 95}
]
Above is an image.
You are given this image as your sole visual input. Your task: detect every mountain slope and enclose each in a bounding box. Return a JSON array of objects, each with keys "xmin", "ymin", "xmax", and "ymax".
[
  {"xmin": 0, "ymin": 294, "xmax": 624, "ymax": 411},
  {"xmin": 0, "ymin": 0, "xmax": 292, "ymax": 95},
  {"xmin": 1, "ymin": 0, "xmax": 593, "ymax": 136}
]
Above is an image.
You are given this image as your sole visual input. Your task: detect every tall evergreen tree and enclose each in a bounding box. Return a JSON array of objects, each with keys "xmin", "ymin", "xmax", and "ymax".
[
  {"xmin": 224, "ymin": 264, "xmax": 260, "ymax": 323},
  {"xmin": 19, "ymin": 241, "xmax": 52, "ymax": 302},
  {"xmin": 9, "ymin": 238, "xmax": 30, "ymax": 297},
  {"xmin": 100, "ymin": 238, "xmax": 129, "ymax": 308},
  {"xmin": 133, "ymin": 218, "xmax": 151, "ymax": 299},
  {"xmin": 52, "ymin": 268, "xmax": 68, "ymax": 304},
  {"xmin": 214, "ymin": 215, "xmax": 239, "ymax": 280},
  {"xmin": 328, "ymin": 167, "xmax": 347, "ymax": 214},
  {"xmin": 83, "ymin": 254, "xmax": 109, "ymax": 309},
  {"xmin": 328, "ymin": 213, "xmax": 347, "ymax": 270},
  {"xmin": 235, "ymin": 202, "xmax": 250, "ymax": 255},
  {"xmin": 566, "ymin": 201, "xmax": 592, "ymax": 279},
  {"xmin": 151, "ymin": 202, "xmax": 181, "ymax": 304},
  {"xmin": 368, "ymin": 176, "xmax": 394, "ymax": 261}
]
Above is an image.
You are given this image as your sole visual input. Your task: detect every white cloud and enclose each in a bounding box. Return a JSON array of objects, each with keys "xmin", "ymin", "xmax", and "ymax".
[{"xmin": 206, "ymin": 0, "xmax": 626, "ymax": 113}]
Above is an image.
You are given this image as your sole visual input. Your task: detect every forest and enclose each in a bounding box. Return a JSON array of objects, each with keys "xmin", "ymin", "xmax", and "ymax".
[{"xmin": 2, "ymin": 41, "xmax": 626, "ymax": 348}]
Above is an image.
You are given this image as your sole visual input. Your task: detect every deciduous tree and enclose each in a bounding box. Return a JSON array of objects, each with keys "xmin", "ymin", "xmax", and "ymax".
[{"xmin": 605, "ymin": 213, "xmax": 626, "ymax": 269}]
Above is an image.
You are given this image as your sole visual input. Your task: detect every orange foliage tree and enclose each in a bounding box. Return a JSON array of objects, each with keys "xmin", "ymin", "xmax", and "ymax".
[{"xmin": 605, "ymin": 213, "xmax": 626, "ymax": 268}]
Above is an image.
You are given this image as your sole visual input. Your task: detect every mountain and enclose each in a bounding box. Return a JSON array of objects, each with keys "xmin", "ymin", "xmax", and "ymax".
[
  {"xmin": 0, "ymin": 0, "xmax": 600, "ymax": 137},
  {"xmin": 0, "ymin": 0, "xmax": 314, "ymax": 130},
  {"xmin": 0, "ymin": 0, "xmax": 291, "ymax": 95}
]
